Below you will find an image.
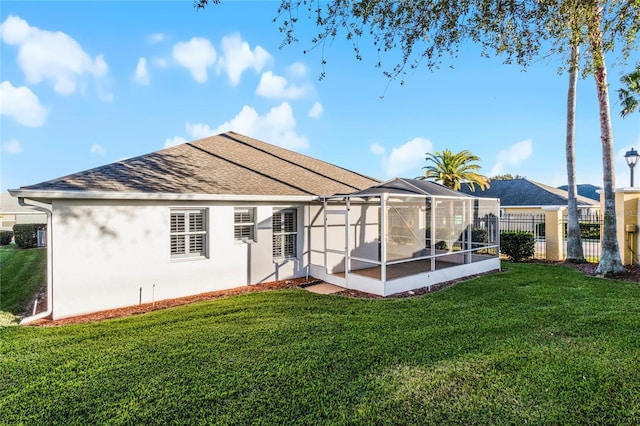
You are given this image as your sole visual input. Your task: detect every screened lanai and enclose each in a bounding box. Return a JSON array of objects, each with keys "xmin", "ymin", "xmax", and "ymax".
[{"xmin": 308, "ymin": 178, "xmax": 501, "ymax": 296}]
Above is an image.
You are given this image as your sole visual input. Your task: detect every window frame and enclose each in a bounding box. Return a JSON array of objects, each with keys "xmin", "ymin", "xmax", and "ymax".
[
  {"xmin": 234, "ymin": 207, "xmax": 257, "ymax": 243},
  {"xmin": 272, "ymin": 208, "xmax": 298, "ymax": 260},
  {"xmin": 170, "ymin": 208, "xmax": 208, "ymax": 260}
]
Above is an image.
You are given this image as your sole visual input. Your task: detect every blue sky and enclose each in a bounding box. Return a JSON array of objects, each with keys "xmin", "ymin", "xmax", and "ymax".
[{"xmin": 1, "ymin": 1, "xmax": 639, "ymax": 194}]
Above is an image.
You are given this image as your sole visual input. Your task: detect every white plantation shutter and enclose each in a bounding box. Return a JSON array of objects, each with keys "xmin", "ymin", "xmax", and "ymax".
[
  {"xmin": 234, "ymin": 208, "xmax": 256, "ymax": 241},
  {"xmin": 273, "ymin": 209, "xmax": 296, "ymax": 259},
  {"xmin": 170, "ymin": 209, "xmax": 207, "ymax": 258}
]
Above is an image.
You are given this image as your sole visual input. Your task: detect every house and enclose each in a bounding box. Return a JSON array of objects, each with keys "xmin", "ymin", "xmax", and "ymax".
[
  {"xmin": 0, "ymin": 191, "xmax": 47, "ymax": 231},
  {"xmin": 459, "ymin": 178, "xmax": 600, "ymax": 217},
  {"xmin": 10, "ymin": 132, "xmax": 500, "ymax": 322}
]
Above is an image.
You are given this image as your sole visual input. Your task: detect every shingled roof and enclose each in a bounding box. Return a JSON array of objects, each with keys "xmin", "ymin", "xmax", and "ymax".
[
  {"xmin": 458, "ymin": 178, "xmax": 599, "ymax": 207},
  {"xmin": 16, "ymin": 132, "xmax": 379, "ymax": 199}
]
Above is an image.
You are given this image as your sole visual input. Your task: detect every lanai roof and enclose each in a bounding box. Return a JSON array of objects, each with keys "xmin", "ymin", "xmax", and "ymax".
[
  {"xmin": 328, "ymin": 178, "xmax": 474, "ymax": 199},
  {"xmin": 12, "ymin": 132, "xmax": 379, "ymax": 199}
]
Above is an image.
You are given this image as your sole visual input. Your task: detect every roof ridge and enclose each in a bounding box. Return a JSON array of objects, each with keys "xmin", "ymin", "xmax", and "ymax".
[
  {"xmin": 185, "ymin": 142, "xmax": 316, "ymax": 196},
  {"xmin": 223, "ymin": 132, "xmax": 380, "ymax": 185},
  {"xmin": 529, "ymin": 180, "xmax": 598, "ymax": 205}
]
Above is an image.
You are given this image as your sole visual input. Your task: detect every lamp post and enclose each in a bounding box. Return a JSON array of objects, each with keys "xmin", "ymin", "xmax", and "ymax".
[{"xmin": 625, "ymin": 148, "xmax": 640, "ymax": 187}]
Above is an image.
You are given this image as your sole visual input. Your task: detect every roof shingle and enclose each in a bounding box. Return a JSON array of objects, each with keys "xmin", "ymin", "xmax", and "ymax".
[
  {"xmin": 20, "ymin": 132, "xmax": 379, "ymax": 197},
  {"xmin": 458, "ymin": 178, "xmax": 599, "ymax": 207}
]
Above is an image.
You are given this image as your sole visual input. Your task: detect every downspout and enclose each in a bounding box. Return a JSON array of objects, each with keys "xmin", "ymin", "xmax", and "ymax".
[{"xmin": 17, "ymin": 198, "xmax": 53, "ymax": 324}]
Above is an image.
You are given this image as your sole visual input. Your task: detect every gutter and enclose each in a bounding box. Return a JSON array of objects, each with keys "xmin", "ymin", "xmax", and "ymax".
[
  {"xmin": 8, "ymin": 189, "xmax": 317, "ymax": 203},
  {"xmin": 17, "ymin": 198, "xmax": 53, "ymax": 324}
]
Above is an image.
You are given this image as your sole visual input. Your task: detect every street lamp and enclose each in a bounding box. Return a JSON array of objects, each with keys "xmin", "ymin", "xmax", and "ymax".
[{"xmin": 625, "ymin": 148, "xmax": 640, "ymax": 187}]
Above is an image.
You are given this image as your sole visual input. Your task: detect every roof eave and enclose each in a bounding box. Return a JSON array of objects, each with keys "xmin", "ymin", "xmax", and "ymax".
[{"xmin": 8, "ymin": 189, "xmax": 317, "ymax": 203}]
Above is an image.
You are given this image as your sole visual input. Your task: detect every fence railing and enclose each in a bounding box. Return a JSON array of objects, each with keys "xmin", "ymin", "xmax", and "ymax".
[
  {"xmin": 500, "ymin": 214, "xmax": 546, "ymax": 259},
  {"xmin": 561, "ymin": 213, "xmax": 602, "ymax": 263},
  {"xmin": 499, "ymin": 213, "xmax": 603, "ymax": 263}
]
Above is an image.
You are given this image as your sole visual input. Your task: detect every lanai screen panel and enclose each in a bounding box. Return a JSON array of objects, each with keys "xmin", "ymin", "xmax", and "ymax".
[{"xmin": 386, "ymin": 197, "xmax": 428, "ymax": 262}]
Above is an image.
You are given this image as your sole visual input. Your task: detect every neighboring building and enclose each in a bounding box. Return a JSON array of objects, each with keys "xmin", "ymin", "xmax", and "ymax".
[
  {"xmin": 0, "ymin": 191, "xmax": 47, "ymax": 231},
  {"xmin": 557, "ymin": 184, "xmax": 601, "ymax": 201},
  {"xmin": 459, "ymin": 178, "xmax": 600, "ymax": 217},
  {"xmin": 10, "ymin": 132, "xmax": 500, "ymax": 321}
]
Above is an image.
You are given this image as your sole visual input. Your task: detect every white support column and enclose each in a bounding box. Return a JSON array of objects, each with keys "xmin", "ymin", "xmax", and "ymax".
[
  {"xmin": 431, "ymin": 197, "xmax": 436, "ymax": 271},
  {"xmin": 345, "ymin": 197, "xmax": 350, "ymax": 281},
  {"xmin": 323, "ymin": 198, "xmax": 328, "ymax": 274},
  {"xmin": 380, "ymin": 194, "xmax": 387, "ymax": 287}
]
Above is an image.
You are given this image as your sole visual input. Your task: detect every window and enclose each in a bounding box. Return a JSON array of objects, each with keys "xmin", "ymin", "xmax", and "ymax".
[
  {"xmin": 234, "ymin": 207, "xmax": 256, "ymax": 242},
  {"xmin": 170, "ymin": 209, "xmax": 207, "ymax": 259},
  {"xmin": 273, "ymin": 209, "xmax": 297, "ymax": 259}
]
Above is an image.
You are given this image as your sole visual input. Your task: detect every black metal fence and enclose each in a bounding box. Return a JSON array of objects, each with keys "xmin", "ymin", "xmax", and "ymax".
[
  {"xmin": 500, "ymin": 214, "xmax": 546, "ymax": 259},
  {"xmin": 561, "ymin": 213, "xmax": 602, "ymax": 263}
]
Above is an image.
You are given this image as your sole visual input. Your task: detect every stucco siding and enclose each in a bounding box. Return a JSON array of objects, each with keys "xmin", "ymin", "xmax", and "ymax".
[{"xmin": 50, "ymin": 200, "xmax": 306, "ymax": 319}]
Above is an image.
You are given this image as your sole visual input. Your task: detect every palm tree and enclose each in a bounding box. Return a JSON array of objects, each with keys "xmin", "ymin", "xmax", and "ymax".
[
  {"xmin": 421, "ymin": 149, "xmax": 489, "ymax": 191},
  {"xmin": 565, "ymin": 43, "xmax": 585, "ymax": 263},
  {"xmin": 618, "ymin": 64, "xmax": 640, "ymax": 117}
]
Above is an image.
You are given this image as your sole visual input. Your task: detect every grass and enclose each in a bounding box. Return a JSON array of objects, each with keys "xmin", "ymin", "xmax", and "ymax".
[
  {"xmin": 0, "ymin": 244, "xmax": 47, "ymax": 316},
  {"xmin": 2, "ymin": 262, "xmax": 640, "ymax": 424}
]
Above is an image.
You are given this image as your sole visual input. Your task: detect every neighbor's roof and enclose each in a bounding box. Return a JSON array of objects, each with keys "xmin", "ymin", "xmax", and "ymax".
[
  {"xmin": 330, "ymin": 178, "xmax": 477, "ymax": 199},
  {"xmin": 12, "ymin": 132, "xmax": 379, "ymax": 200},
  {"xmin": 458, "ymin": 178, "xmax": 599, "ymax": 207},
  {"xmin": 557, "ymin": 183, "xmax": 601, "ymax": 201}
]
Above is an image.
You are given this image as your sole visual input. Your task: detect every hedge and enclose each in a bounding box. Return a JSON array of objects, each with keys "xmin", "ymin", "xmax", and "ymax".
[
  {"xmin": 536, "ymin": 222, "xmax": 601, "ymax": 240},
  {"xmin": 12, "ymin": 224, "xmax": 46, "ymax": 249},
  {"xmin": 500, "ymin": 231, "xmax": 535, "ymax": 261},
  {"xmin": 0, "ymin": 230, "xmax": 13, "ymax": 245}
]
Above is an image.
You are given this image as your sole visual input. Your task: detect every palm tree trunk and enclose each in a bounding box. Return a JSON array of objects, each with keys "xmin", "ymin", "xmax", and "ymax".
[
  {"xmin": 588, "ymin": 6, "xmax": 625, "ymax": 275},
  {"xmin": 565, "ymin": 44, "xmax": 584, "ymax": 262}
]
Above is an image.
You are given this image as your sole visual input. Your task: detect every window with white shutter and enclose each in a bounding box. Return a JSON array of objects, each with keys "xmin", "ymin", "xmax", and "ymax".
[
  {"xmin": 170, "ymin": 209, "xmax": 207, "ymax": 259},
  {"xmin": 273, "ymin": 209, "xmax": 297, "ymax": 259},
  {"xmin": 234, "ymin": 207, "xmax": 256, "ymax": 242}
]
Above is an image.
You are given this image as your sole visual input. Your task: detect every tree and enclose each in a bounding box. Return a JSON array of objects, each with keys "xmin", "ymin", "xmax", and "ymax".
[
  {"xmin": 618, "ymin": 64, "xmax": 640, "ymax": 117},
  {"xmin": 195, "ymin": 0, "xmax": 639, "ymax": 274},
  {"xmin": 565, "ymin": 44, "xmax": 585, "ymax": 263},
  {"xmin": 420, "ymin": 149, "xmax": 489, "ymax": 191},
  {"xmin": 491, "ymin": 174, "xmax": 526, "ymax": 180}
]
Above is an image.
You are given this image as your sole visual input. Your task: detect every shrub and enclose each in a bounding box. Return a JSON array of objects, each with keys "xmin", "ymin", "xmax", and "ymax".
[
  {"xmin": 13, "ymin": 224, "xmax": 46, "ymax": 249},
  {"xmin": 500, "ymin": 231, "xmax": 535, "ymax": 261},
  {"xmin": 0, "ymin": 231, "xmax": 13, "ymax": 245},
  {"xmin": 472, "ymin": 227, "xmax": 488, "ymax": 243}
]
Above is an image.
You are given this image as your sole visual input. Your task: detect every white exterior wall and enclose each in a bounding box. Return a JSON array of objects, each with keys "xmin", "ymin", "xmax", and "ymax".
[{"xmin": 50, "ymin": 199, "xmax": 307, "ymax": 319}]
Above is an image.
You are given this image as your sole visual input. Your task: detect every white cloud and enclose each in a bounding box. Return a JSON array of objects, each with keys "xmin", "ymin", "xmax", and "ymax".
[
  {"xmin": 172, "ymin": 37, "xmax": 217, "ymax": 83},
  {"xmin": 134, "ymin": 57, "xmax": 149, "ymax": 85},
  {"xmin": 211, "ymin": 102, "xmax": 308, "ymax": 150},
  {"xmin": 0, "ymin": 15, "xmax": 110, "ymax": 98},
  {"xmin": 489, "ymin": 139, "xmax": 533, "ymax": 176},
  {"xmin": 216, "ymin": 33, "xmax": 271, "ymax": 86},
  {"xmin": 186, "ymin": 122, "xmax": 214, "ymax": 139},
  {"xmin": 287, "ymin": 62, "xmax": 307, "ymax": 78},
  {"xmin": 2, "ymin": 139, "xmax": 22, "ymax": 154},
  {"xmin": 308, "ymin": 102, "xmax": 324, "ymax": 119},
  {"xmin": 90, "ymin": 144, "xmax": 105, "ymax": 155},
  {"xmin": 164, "ymin": 136, "xmax": 187, "ymax": 148},
  {"xmin": 385, "ymin": 137, "xmax": 432, "ymax": 178},
  {"xmin": 370, "ymin": 142, "xmax": 385, "ymax": 155},
  {"xmin": 148, "ymin": 33, "xmax": 164, "ymax": 44},
  {"xmin": 256, "ymin": 71, "xmax": 312, "ymax": 99},
  {"xmin": 0, "ymin": 81, "xmax": 47, "ymax": 127}
]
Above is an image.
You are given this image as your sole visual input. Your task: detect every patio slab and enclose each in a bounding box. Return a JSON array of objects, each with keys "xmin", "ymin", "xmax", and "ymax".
[{"xmin": 304, "ymin": 283, "xmax": 344, "ymax": 295}]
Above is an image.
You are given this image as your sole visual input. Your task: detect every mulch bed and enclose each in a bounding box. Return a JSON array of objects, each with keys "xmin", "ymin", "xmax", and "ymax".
[
  {"xmin": 570, "ymin": 262, "xmax": 640, "ymax": 282},
  {"xmin": 30, "ymin": 277, "xmax": 319, "ymax": 327},
  {"xmin": 28, "ymin": 261, "xmax": 640, "ymax": 327}
]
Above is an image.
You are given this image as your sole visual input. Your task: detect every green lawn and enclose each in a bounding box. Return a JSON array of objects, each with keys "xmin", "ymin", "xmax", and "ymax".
[
  {"xmin": 2, "ymin": 262, "xmax": 640, "ymax": 425},
  {"xmin": 0, "ymin": 244, "xmax": 47, "ymax": 315}
]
